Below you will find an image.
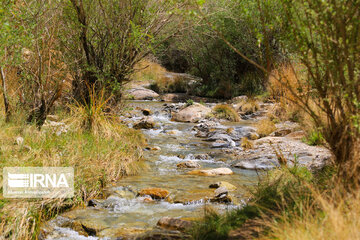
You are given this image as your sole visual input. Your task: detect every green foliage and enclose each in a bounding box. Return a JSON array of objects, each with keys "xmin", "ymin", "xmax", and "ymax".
[
  {"xmin": 303, "ymin": 130, "xmax": 324, "ymax": 146},
  {"xmin": 0, "ymin": 2, "xmax": 31, "ymax": 65},
  {"xmin": 277, "ymin": 0, "xmax": 360, "ymax": 180},
  {"xmin": 61, "ymin": 0, "xmax": 180, "ymax": 99},
  {"xmin": 186, "ymin": 99, "xmax": 194, "ymax": 106},
  {"xmin": 156, "ymin": 0, "xmax": 287, "ymax": 98}
]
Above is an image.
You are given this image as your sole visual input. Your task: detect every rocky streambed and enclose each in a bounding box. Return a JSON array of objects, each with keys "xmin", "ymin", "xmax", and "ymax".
[{"xmin": 42, "ymin": 99, "xmax": 332, "ymax": 240}]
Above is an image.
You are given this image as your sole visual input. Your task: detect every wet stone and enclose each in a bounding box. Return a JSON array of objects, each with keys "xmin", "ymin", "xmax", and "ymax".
[
  {"xmin": 133, "ymin": 117, "xmax": 156, "ymax": 129},
  {"xmin": 214, "ymin": 187, "xmax": 228, "ymax": 198},
  {"xmin": 209, "ymin": 181, "xmax": 237, "ymax": 191},
  {"xmin": 138, "ymin": 188, "xmax": 170, "ymax": 200},
  {"xmin": 142, "ymin": 109, "xmax": 152, "ymax": 116},
  {"xmin": 187, "ymin": 168, "xmax": 234, "ymax": 176},
  {"xmin": 177, "ymin": 161, "xmax": 201, "ymax": 168},
  {"xmin": 157, "ymin": 217, "xmax": 193, "ymax": 231}
]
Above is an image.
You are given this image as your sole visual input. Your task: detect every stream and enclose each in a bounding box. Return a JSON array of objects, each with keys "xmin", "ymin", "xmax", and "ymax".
[{"xmin": 43, "ymin": 101, "xmax": 260, "ymax": 240}]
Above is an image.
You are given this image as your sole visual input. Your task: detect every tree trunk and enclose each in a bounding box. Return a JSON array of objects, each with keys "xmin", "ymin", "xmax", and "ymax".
[{"xmin": 0, "ymin": 67, "xmax": 11, "ymax": 122}]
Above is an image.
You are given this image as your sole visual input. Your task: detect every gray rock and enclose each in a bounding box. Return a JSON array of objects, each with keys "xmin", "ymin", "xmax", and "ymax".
[
  {"xmin": 194, "ymin": 154, "xmax": 211, "ymax": 160},
  {"xmin": 157, "ymin": 217, "xmax": 193, "ymax": 231},
  {"xmin": 126, "ymin": 87, "xmax": 159, "ymax": 100},
  {"xmin": 172, "ymin": 103, "xmax": 211, "ymax": 123},
  {"xmin": 177, "ymin": 161, "xmax": 201, "ymax": 168},
  {"xmin": 231, "ymin": 136, "xmax": 332, "ymax": 170},
  {"xmin": 15, "ymin": 136, "xmax": 24, "ymax": 145},
  {"xmin": 133, "ymin": 117, "xmax": 155, "ymax": 129},
  {"xmin": 43, "ymin": 120, "xmax": 69, "ymax": 136},
  {"xmin": 214, "ymin": 187, "xmax": 228, "ymax": 198},
  {"xmin": 212, "ymin": 140, "xmax": 232, "ymax": 148},
  {"xmin": 230, "ymin": 95, "xmax": 248, "ymax": 104}
]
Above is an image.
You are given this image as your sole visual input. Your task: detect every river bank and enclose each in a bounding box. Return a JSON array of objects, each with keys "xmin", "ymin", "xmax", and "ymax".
[{"xmin": 41, "ymin": 95, "xmax": 332, "ymax": 240}]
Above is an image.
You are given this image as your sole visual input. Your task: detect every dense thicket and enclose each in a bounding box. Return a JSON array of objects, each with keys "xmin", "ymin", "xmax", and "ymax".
[
  {"xmin": 61, "ymin": 0, "xmax": 181, "ymax": 103},
  {"xmin": 156, "ymin": 0, "xmax": 287, "ymax": 98},
  {"xmin": 0, "ymin": 0, "xmax": 182, "ymax": 126}
]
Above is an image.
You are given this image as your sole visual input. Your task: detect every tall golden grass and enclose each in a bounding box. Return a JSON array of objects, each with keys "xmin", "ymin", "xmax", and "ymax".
[
  {"xmin": 267, "ymin": 64, "xmax": 328, "ymax": 142},
  {"xmin": 0, "ymin": 89, "xmax": 146, "ymax": 239},
  {"xmin": 262, "ymin": 186, "xmax": 360, "ymax": 240},
  {"xmin": 256, "ymin": 119, "xmax": 276, "ymax": 137},
  {"xmin": 130, "ymin": 59, "xmax": 167, "ymax": 85}
]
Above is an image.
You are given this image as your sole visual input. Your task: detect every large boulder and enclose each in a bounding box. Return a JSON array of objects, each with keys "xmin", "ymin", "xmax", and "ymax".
[
  {"xmin": 172, "ymin": 103, "xmax": 211, "ymax": 123},
  {"xmin": 126, "ymin": 87, "xmax": 159, "ymax": 100},
  {"xmin": 187, "ymin": 168, "xmax": 233, "ymax": 176},
  {"xmin": 231, "ymin": 136, "xmax": 332, "ymax": 170},
  {"xmin": 210, "ymin": 187, "xmax": 234, "ymax": 204}
]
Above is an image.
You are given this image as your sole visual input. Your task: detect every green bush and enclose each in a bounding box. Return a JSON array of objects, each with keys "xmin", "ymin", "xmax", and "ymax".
[
  {"xmin": 303, "ymin": 131, "xmax": 324, "ymax": 146},
  {"xmin": 186, "ymin": 99, "xmax": 194, "ymax": 106},
  {"xmin": 156, "ymin": 0, "xmax": 286, "ymax": 98}
]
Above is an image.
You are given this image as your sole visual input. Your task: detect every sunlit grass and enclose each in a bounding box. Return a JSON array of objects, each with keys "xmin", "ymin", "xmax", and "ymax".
[{"xmin": 0, "ymin": 100, "xmax": 146, "ymax": 239}]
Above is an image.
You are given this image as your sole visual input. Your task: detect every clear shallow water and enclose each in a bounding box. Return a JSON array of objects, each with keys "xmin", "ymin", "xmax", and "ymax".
[{"xmin": 45, "ymin": 101, "xmax": 259, "ymax": 239}]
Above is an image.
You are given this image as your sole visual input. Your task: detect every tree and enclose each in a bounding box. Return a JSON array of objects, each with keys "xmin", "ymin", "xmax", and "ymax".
[
  {"xmin": 279, "ymin": 0, "xmax": 360, "ymax": 184},
  {"xmin": 156, "ymin": 0, "xmax": 286, "ymax": 98},
  {"xmin": 18, "ymin": 1, "xmax": 67, "ymax": 127},
  {"xmin": 61, "ymin": 0, "xmax": 183, "ymax": 103},
  {"xmin": 0, "ymin": 1, "xmax": 29, "ymax": 121}
]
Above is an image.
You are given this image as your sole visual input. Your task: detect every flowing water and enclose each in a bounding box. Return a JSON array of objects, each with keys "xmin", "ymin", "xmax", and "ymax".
[{"xmin": 45, "ymin": 101, "xmax": 259, "ymax": 240}]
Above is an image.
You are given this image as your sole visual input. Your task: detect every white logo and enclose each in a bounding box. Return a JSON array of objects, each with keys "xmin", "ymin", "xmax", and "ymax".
[
  {"xmin": 3, "ymin": 167, "xmax": 74, "ymax": 198},
  {"xmin": 8, "ymin": 173, "xmax": 69, "ymax": 188}
]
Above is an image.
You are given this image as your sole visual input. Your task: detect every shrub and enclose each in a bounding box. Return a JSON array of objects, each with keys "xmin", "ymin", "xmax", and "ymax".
[
  {"xmin": 149, "ymin": 73, "xmax": 189, "ymax": 94},
  {"xmin": 277, "ymin": 0, "xmax": 360, "ymax": 183},
  {"xmin": 131, "ymin": 59, "xmax": 167, "ymax": 83},
  {"xmin": 303, "ymin": 130, "xmax": 324, "ymax": 146},
  {"xmin": 212, "ymin": 104, "xmax": 241, "ymax": 122},
  {"xmin": 156, "ymin": 0, "xmax": 287, "ymax": 98},
  {"xmin": 256, "ymin": 119, "xmax": 276, "ymax": 137},
  {"xmin": 264, "ymin": 177, "xmax": 360, "ymax": 240},
  {"xmin": 239, "ymin": 100, "xmax": 260, "ymax": 115},
  {"xmin": 186, "ymin": 99, "xmax": 194, "ymax": 106}
]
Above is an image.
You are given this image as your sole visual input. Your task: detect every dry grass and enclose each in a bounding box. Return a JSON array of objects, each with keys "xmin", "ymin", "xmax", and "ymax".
[
  {"xmin": 150, "ymin": 73, "xmax": 190, "ymax": 94},
  {"xmin": 237, "ymin": 99, "xmax": 260, "ymax": 115},
  {"xmin": 0, "ymin": 99, "xmax": 146, "ymax": 239},
  {"xmin": 129, "ymin": 59, "xmax": 190, "ymax": 94},
  {"xmin": 241, "ymin": 137, "xmax": 254, "ymax": 150},
  {"xmin": 267, "ymin": 64, "xmax": 329, "ymax": 141},
  {"xmin": 262, "ymin": 188, "xmax": 360, "ymax": 240},
  {"xmin": 130, "ymin": 59, "xmax": 167, "ymax": 85},
  {"xmin": 212, "ymin": 104, "xmax": 241, "ymax": 122},
  {"xmin": 256, "ymin": 119, "xmax": 277, "ymax": 137}
]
